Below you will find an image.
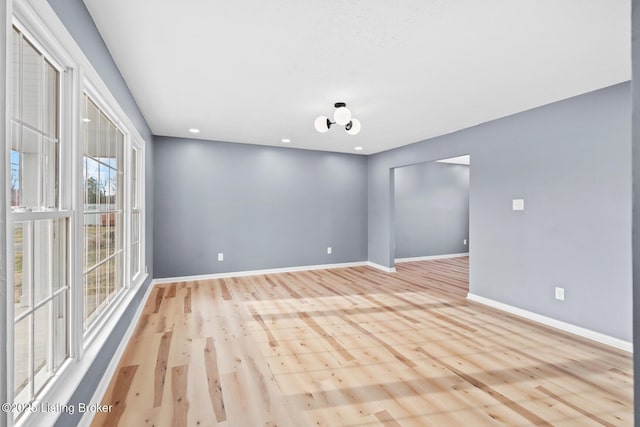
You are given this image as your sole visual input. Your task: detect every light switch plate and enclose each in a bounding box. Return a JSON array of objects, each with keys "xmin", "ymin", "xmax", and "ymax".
[{"xmin": 512, "ymin": 199, "xmax": 525, "ymax": 211}]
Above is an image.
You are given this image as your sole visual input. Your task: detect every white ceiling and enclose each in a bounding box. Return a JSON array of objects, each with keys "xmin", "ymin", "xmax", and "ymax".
[{"xmin": 83, "ymin": 0, "xmax": 630, "ymax": 155}]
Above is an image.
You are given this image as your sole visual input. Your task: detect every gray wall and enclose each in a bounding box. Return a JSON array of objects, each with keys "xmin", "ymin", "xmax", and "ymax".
[
  {"xmin": 45, "ymin": 1, "xmax": 155, "ymax": 426},
  {"xmin": 631, "ymin": 0, "xmax": 639, "ymax": 423},
  {"xmin": 369, "ymin": 82, "xmax": 631, "ymax": 341},
  {"xmin": 154, "ymin": 137, "xmax": 368, "ymax": 278},
  {"xmin": 394, "ymin": 162, "xmax": 469, "ymax": 258}
]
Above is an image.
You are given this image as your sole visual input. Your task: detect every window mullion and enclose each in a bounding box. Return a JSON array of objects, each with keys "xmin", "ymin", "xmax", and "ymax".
[
  {"xmin": 17, "ymin": 32, "xmax": 23, "ymax": 209},
  {"xmin": 48, "ymin": 221, "xmax": 54, "ymax": 373},
  {"xmin": 28, "ymin": 221, "xmax": 34, "ymax": 402},
  {"xmin": 15, "ymin": 287, "xmax": 67, "ymax": 323},
  {"xmin": 39, "ymin": 55, "xmax": 45, "ymax": 210}
]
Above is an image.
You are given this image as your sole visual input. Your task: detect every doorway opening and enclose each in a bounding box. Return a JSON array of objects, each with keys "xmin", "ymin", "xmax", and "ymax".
[{"xmin": 392, "ymin": 154, "xmax": 470, "ymax": 294}]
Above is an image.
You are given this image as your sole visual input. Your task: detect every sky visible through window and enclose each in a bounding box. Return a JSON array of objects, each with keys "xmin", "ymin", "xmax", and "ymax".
[{"xmin": 10, "ymin": 150, "xmax": 19, "ymax": 187}]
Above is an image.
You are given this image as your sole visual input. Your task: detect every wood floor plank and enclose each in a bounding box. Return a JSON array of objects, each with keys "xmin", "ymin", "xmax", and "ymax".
[
  {"xmin": 170, "ymin": 365, "xmax": 189, "ymax": 426},
  {"xmin": 92, "ymin": 257, "xmax": 632, "ymax": 426},
  {"xmin": 374, "ymin": 409, "xmax": 403, "ymax": 427},
  {"xmin": 152, "ymin": 287, "xmax": 165, "ymax": 314},
  {"xmin": 248, "ymin": 305, "xmax": 280, "ymax": 348},
  {"xmin": 153, "ymin": 330, "xmax": 173, "ymax": 408},
  {"xmin": 91, "ymin": 365, "xmax": 138, "ymax": 427},
  {"xmin": 183, "ymin": 286, "xmax": 192, "ymax": 314},
  {"xmin": 204, "ymin": 337, "xmax": 227, "ymax": 422}
]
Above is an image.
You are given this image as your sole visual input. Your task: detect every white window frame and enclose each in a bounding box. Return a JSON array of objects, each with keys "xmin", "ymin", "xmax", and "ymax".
[
  {"xmin": 4, "ymin": 1, "xmax": 148, "ymax": 426},
  {"xmin": 7, "ymin": 13, "xmax": 75, "ymax": 427},
  {"xmin": 130, "ymin": 139, "xmax": 145, "ymax": 284},
  {"xmin": 79, "ymin": 85, "xmax": 133, "ymax": 341}
]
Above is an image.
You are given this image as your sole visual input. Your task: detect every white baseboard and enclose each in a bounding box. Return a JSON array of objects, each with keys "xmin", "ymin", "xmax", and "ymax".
[
  {"xmin": 152, "ymin": 261, "xmax": 369, "ymax": 284},
  {"xmin": 78, "ymin": 282, "xmax": 155, "ymax": 427},
  {"xmin": 395, "ymin": 253, "xmax": 469, "ymax": 263},
  {"xmin": 366, "ymin": 262, "xmax": 396, "ymax": 273},
  {"xmin": 466, "ymin": 293, "xmax": 632, "ymax": 353}
]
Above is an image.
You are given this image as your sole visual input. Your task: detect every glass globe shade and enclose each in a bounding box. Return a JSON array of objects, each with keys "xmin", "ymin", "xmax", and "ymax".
[
  {"xmin": 346, "ymin": 118, "xmax": 361, "ymax": 135},
  {"xmin": 314, "ymin": 116, "xmax": 330, "ymax": 133},
  {"xmin": 333, "ymin": 107, "xmax": 352, "ymax": 126}
]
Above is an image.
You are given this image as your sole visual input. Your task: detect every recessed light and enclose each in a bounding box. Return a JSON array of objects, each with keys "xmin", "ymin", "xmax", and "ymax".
[
  {"xmin": 82, "ymin": 118, "xmax": 91, "ymax": 123},
  {"xmin": 354, "ymin": 146, "xmax": 364, "ymax": 151},
  {"xmin": 281, "ymin": 138, "xmax": 291, "ymax": 143},
  {"xmin": 189, "ymin": 128, "xmax": 200, "ymax": 133}
]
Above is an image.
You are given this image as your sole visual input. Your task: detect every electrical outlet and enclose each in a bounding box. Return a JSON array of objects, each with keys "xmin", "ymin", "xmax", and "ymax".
[
  {"xmin": 218, "ymin": 253, "xmax": 224, "ymax": 261},
  {"xmin": 327, "ymin": 247, "xmax": 332, "ymax": 255},
  {"xmin": 463, "ymin": 239, "xmax": 467, "ymax": 245},
  {"xmin": 555, "ymin": 287, "xmax": 565, "ymax": 301}
]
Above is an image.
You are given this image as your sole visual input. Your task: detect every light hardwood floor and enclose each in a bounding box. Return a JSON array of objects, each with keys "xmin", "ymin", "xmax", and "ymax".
[{"xmin": 91, "ymin": 257, "xmax": 633, "ymax": 426}]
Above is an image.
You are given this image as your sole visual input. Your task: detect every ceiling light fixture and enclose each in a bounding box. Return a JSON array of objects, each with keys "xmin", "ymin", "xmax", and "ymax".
[
  {"xmin": 354, "ymin": 146, "xmax": 364, "ymax": 151},
  {"xmin": 281, "ymin": 138, "xmax": 291, "ymax": 143},
  {"xmin": 315, "ymin": 102, "xmax": 361, "ymax": 135},
  {"xmin": 189, "ymin": 128, "xmax": 200, "ymax": 133}
]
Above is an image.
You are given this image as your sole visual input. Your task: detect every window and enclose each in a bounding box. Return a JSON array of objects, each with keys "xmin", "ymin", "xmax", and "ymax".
[
  {"xmin": 82, "ymin": 94, "xmax": 125, "ymax": 331},
  {"xmin": 9, "ymin": 25, "xmax": 69, "ymax": 416},
  {"xmin": 5, "ymin": 6, "xmax": 147, "ymax": 426},
  {"xmin": 11, "ymin": 27, "xmax": 59, "ymax": 210}
]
